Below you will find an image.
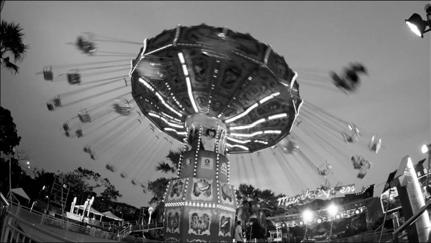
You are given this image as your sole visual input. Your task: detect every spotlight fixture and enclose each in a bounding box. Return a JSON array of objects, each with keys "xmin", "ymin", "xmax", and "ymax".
[
  {"xmin": 327, "ymin": 203, "xmax": 339, "ymax": 218},
  {"xmin": 302, "ymin": 209, "xmax": 314, "ymax": 224},
  {"xmin": 421, "ymin": 143, "xmax": 431, "ymax": 154},
  {"xmin": 405, "ymin": 4, "xmax": 431, "ymax": 38}
]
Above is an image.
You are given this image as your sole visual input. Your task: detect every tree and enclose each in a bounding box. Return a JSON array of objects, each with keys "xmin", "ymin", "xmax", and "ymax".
[
  {"xmin": 0, "ymin": 106, "xmax": 21, "ymax": 155},
  {"xmin": 0, "ymin": 0, "xmax": 4, "ymax": 14},
  {"xmin": 145, "ymin": 150, "xmax": 181, "ymax": 227},
  {"xmin": 0, "ymin": 20, "xmax": 28, "ymax": 73},
  {"xmin": 147, "ymin": 150, "xmax": 181, "ymax": 204},
  {"xmin": 236, "ymin": 184, "xmax": 286, "ymax": 240}
]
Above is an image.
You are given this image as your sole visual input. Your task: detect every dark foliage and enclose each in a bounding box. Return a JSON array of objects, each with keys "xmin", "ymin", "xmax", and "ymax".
[{"xmin": 0, "ymin": 106, "xmax": 21, "ymax": 155}]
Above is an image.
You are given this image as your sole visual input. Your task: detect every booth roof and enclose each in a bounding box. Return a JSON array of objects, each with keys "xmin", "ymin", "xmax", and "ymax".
[
  {"xmin": 11, "ymin": 188, "xmax": 30, "ymax": 201},
  {"xmin": 102, "ymin": 211, "xmax": 123, "ymax": 221},
  {"xmin": 73, "ymin": 205, "xmax": 103, "ymax": 216}
]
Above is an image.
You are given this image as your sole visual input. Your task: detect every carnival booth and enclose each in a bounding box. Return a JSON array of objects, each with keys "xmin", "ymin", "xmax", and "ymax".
[
  {"xmin": 268, "ymin": 184, "xmax": 375, "ymax": 241},
  {"xmin": 102, "ymin": 211, "xmax": 124, "ymax": 224},
  {"xmin": 68, "ymin": 204, "xmax": 104, "ymax": 223},
  {"xmin": 8, "ymin": 188, "xmax": 31, "ymax": 206}
]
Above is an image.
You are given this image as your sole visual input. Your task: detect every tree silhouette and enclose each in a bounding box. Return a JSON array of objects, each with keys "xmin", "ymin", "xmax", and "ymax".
[
  {"xmin": 236, "ymin": 184, "xmax": 285, "ymax": 240},
  {"xmin": 147, "ymin": 150, "xmax": 181, "ymax": 204},
  {"xmin": 0, "ymin": 106, "xmax": 21, "ymax": 155},
  {"xmin": 0, "ymin": 20, "xmax": 28, "ymax": 73}
]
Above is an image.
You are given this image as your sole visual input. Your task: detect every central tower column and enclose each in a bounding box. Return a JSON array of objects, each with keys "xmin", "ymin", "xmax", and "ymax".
[{"xmin": 163, "ymin": 113, "xmax": 237, "ymax": 242}]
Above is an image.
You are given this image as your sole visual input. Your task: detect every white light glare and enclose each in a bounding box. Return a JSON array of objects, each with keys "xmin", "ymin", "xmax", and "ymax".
[
  {"xmin": 226, "ymin": 103, "xmax": 258, "ymax": 123},
  {"xmin": 148, "ymin": 112, "xmax": 183, "ymax": 128},
  {"xmin": 226, "ymin": 92, "xmax": 280, "ymax": 124},
  {"xmin": 259, "ymin": 92, "xmax": 280, "ymax": 104},
  {"xmin": 302, "ymin": 209, "xmax": 314, "ymax": 224},
  {"xmin": 226, "ymin": 143, "xmax": 249, "ymax": 151},
  {"xmin": 138, "ymin": 78, "xmax": 183, "ymax": 117},
  {"xmin": 164, "ymin": 127, "xmax": 187, "ymax": 136},
  {"xmin": 229, "ymin": 118, "xmax": 265, "ymax": 131},
  {"xmin": 177, "ymin": 52, "xmax": 199, "ymax": 113},
  {"xmin": 230, "ymin": 131, "xmax": 263, "ymax": 138},
  {"xmin": 177, "ymin": 52, "xmax": 185, "ymax": 64},
  {"xmin": 268, "ymin": 113, "xmax": 288, "ymax": 120},
  {"xmin": 226, "ymin": 136, "xmax": 251, "ymax": 144},
  {"xmin": 421, "ymin": 144, "xmax": 430, "ymax": 154},
  {"xmin": 327, "ymin": 203, "xmax": 338, "ymax": 217},
  {"xmin": 406, "ymin": 21, "xmax": 422, "ymax": 37},
  {"xmin": 185, "ymin": 77, "xmax": 199, "ymax": 113},
  {"xmin": 264, "ymin": 130, "xmax": 282, "ymax": 134}
]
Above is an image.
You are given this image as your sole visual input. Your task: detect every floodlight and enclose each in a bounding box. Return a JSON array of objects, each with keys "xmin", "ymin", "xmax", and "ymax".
[
  {"xmin": 421, "ymin": 144, "xmax": 431, "ymax": 154},
  {"xmin": 302, "ymin": 209, "xmax": 314, "ymax": 224},
  {"xmin": 405, "ymin": 4, "xmax": 431, "ymax": 38},
  {"xmin": 406, "ymin": 13, "xmax": 427, "ymax": 37},
  {"xmin": 327, "ymin": 203, "xmax": 339, "ymax": 217}
]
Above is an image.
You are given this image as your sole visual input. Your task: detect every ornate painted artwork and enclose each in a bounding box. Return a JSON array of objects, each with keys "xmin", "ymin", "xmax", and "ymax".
[
  {"xmin": 166, "ymin": 208, "xmax": 181, "ymax": 234},
  {"xmin": 218, "ymin": 212, "xmax": 232, "ymax": 237},
  {"xmin": 191, "ymin": 178, "xmax": 213, "ymax": 201},
  {"xmin": 220, "ymin": 183, "xmax": 234, "ymax": 205},
  {"xmin": 220, "ymin": 162, "xmax": 228, "ymax": 176},
  {"xmin": 169, "ymin": 178, "xmax": 185, "ymax": 200},
  {"xmin": 185, "ymin": 157, "xmax": 193, "ymax": 166},
  {"xmin": 200, "ymin": 157, "xmax": 214, "ymax": 170},
  {"xmin": 188, "ymin": 209, "xmax": 212, "ymax": 236}
]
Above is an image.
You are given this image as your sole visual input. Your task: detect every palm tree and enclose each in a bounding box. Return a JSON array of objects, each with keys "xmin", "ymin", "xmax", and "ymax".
[
  {"xmin": 0, "ymin": 17, "xmax": 28, "ymax": 104},
  {"xmin": 0, "ymin": 0, "xmax": 5, "ymax": 13},
  {"xmin": 1, "ymin": 20, "xmax": 28, "ymax": 73},
  {"xmin": 147, "ymin": 150, "xmax": 180, "ymax": 203},
  {"xmin": 236, "ymin": 184, "xmax": 286, "ymax": 240},
  {"xmin": 146, "ymin": 150, "xmax": 181, "ymax": 225}
]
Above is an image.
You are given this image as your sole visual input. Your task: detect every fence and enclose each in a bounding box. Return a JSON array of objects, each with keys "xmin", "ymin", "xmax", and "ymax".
[{"xmin": 0, "ymin": 203, "xmax": 120, "ymax": 242}]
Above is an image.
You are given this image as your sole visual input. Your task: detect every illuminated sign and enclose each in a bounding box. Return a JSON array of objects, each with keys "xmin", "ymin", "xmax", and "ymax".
[{"xmin": 277, "ymin": 184, "xmax": 356, "ymax": 207}]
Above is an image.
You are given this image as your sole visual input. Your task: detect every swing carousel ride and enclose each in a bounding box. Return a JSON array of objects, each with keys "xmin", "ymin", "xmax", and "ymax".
[{"xmin": 42, "ymin": 24, "xmax": 382, "ymax": 241}]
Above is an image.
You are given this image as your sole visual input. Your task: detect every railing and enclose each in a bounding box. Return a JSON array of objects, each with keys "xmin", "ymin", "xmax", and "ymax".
[
  {"xmin": 330, "ymin": 229, "xmax": 393, "ymax": 243},
  {"xmin": 1, "ymin": 203, "xmax": 121, "ymax": 242},
  {"xmin": 115, "ymin": 222, "xmax": 164, "ymax": 240},
  {"xmin": 1, "ymin": 209, "xmax": 74, "ymax": 242},
  {"xmin": 117, "ymin": 224, "xmax": 133, "ymax": 239},
  {"xmin": 3, "ymin": 221, "xmax": 37, "ymax": 243},
  {"xmin": 392, "ymin": 200, "xmax": 431, "ymax": 243},
  {"xmin": 130, "ymin": 223, "xmax": 164, "ymax": 232}
]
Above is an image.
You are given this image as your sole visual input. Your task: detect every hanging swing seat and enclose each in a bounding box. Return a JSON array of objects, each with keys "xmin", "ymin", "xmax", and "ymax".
[
  {"xmin": 78, "ymin": 110, "xmax": 91, "ymax": 123},
  {"xmin": 67, "ymin": 73, "xmax": 81, "ymax": 85},
  {"xmin": 46, "ymin": 97, "xmax": 61, "ymax": 111},
  {"xmin": 43, "ymin": 66, "xmax": 53, "ymax": 81},
  {"xmin": 76, "ymin": 36, "xmax": 96, "ymax": 55},
  {"xmin": 369, "ymin": 136, "xmax": 382, "ymax": 153},
  {"xmin": 75, "ymin": 129, "xmax": 83, "ymax": 138}
]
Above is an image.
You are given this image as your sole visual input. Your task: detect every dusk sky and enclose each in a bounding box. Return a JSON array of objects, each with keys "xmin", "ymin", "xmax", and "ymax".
[{"xmin": 1, "ymin": 1, "xmax": 430, "ymax": 208}]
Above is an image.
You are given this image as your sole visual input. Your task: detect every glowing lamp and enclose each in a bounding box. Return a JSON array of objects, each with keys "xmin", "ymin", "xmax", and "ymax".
[
  {"xmin": 327, "ymin": 203, "xmax": 339, "ymax": 217},
  {"xmin": 302, "ymin": 209, "xmax": 314, "ymax": 224},
  {"xmin": 405, "ymin": 4, "xmax": 431, "ymax": 38},
  {"xmin": 406, "ymin": 13, "xmax": 427, "ymax": 37},
  {"xmin": 421, "ymin": 144, "xmax": 431, "ymax": 154}
]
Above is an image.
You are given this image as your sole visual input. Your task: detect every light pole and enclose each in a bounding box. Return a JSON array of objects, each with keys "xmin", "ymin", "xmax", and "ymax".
[
  {"xmin": 148, "ymin": 206, "xmax": 154, "ymax": 225},
  {"xmin": 302, "ymin": 209, "xmax": 314, "ymax": 241},
  {"xmin": 422, "ymin": 144, "xmax": 431, "ymax": 196},
  {"xmin": 327, "ymin": 203, "xmax": 339, "ymax": 241},
  {"xmin": 8, "ymin": 154, "xmax": 12, "ymax": 200}
]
